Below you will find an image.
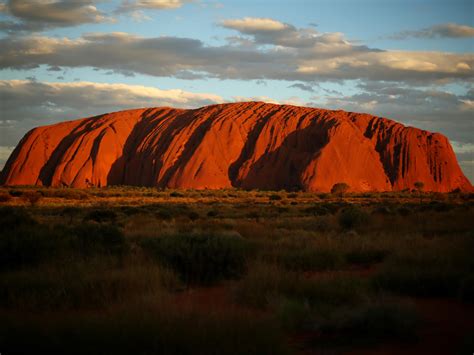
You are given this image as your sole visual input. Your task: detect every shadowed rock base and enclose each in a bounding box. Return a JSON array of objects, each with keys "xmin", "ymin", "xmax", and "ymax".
[{"xmin": 1, "ymin": 102, "xmax": 471, "ymax": 192}]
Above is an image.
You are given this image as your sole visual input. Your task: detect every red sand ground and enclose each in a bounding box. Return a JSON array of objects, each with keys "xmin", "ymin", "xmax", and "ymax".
[{"xmin": 1, "ymin": 102, "xmax": 471, "ymax": 192}]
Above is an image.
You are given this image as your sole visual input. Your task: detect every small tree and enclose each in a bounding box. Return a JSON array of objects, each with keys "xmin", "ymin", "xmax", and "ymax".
[
  {"xmin": 331, "ymin": 182, "xmax": 350, "ymax": 200},
  {"xmin": 22, "ymin": 191, "xmax": 42, "ymax": 206},
  {"xmin": 414, "ymin": 181, "xmax": 425, "ymax": 203}
]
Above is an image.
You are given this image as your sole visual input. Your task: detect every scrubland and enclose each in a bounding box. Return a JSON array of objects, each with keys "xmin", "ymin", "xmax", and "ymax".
[{"xmin": 0, "ymin": 186, "xmax": 473, "ymax": 354}]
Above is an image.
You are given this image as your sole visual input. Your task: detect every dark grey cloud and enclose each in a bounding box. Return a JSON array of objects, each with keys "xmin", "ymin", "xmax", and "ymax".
[
  {"xmin": 0, "ymin": 31, "xmax": 472, "ymax": 84},
  {"xmin": 318, "ymin": 81, "xmax": 474, "ymax": 145},
  {"xmin": 288, "ymin": 83, "xmax": 314, "ymax": 92},
  {"xmin": 391, "ymin": 23, "xmax": 474, "ymax": 39},
  {"xmin": 0, "ymin": 0, "xmax": 110, "ymax": 33}
]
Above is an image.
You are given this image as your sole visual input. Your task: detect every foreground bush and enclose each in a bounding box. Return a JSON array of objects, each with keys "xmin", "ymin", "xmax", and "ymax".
[
  {"xmin": 0, "ymin": 209, "xmax": 127, "ymax": 269},
  {"xmin": 318, "ymin": 301, "xmax": 419, "ymax": 344},
  {"xmin": 338, "ymin": 206, "xmax": 369, "ymax": 230},
  {"xmin": 234, "ymin": 263, "xmax": 368, "ymax": 309},
  {"xmin": 279, "ymin": 249, "xmax": 343, "ymax": 271},
  {"xmin": 0, "ymin": 224, "xmax": 62, "ymax": 270},
  {"xmin": 71, "ymin": 223, "xmax": 127, "ymax": 258},
  {"xmin": 140, "ymin": 231, "xmax": 249, "ymax": 285},
  {"xmin": 0, "ymin": 262, "xmax": 180, "ymax": 310},
  {"xmin": 0, "ymin": 304, "xmax": 288, "ymax": 355}
]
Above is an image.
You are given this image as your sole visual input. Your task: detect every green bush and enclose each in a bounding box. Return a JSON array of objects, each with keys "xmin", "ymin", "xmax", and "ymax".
[
  {"xmin": 269, "ymin": 194, "xmax": 282, "ymax": 201},
  {"xmin": 372, "ymin": 263, "xmax": 461, "ymax": 297},
  {"xmin": 345, "ymin": 249, "xmax": 389, "ymax": 265},
  {"xmin": 276, "ymin": 298, "xmax": 311, "ymax": 331},
  {"xmin": 0, "ymin": 263, "xmax": 180, "ymax": 310},
  {"xmin": 321, "ymin": 302, "xmax": 419, "ymax": 343},
  {"xmin": 0, "ymin": 305, "xmax": 289, "ymax": 355},
  {"xmin": 0, "ymin": 192, "xmax": 12, "ymax": 202},
  {"xmin": 140, "ymin": 231, "xmax": 249, "ymax": 285},
  {"xmin": 8, "ymin": 189, "xmax": 23, "ymax": 197},
  {"xmin": 338, "ymin": 206, "xmax": 369, "ymax": 230},
  {"xmin": 304, "ymin": 205, "xmax": 330, "ymax": 216},
  {"xmin": 22, "ymin": 191, "xmax": 42, "ymax": 206},
  {"xmin": 235, "ymin": 263, "xmax": 368, "ymax": 309},
  {"xmin": 207, "ymin": 210, "xmax": 219, "ymax": 217},
  {"xmin": 0, "ymin": 224, "xmax": 63, "ymax": 270},
  {"xmin": 187, "ymin": 211, "xmax": 200, "ymax": 221},
  {"xmin": 84, "ymin": 209, "xmax": 117, "ymax": 223},
  {"xmin": 71, "ymin": 223, "xmax": 127, "ymax": 258},
  {"xmin": 0, "ymin": 206, "xmax": 36, "ymax": 230},
  {"xmin": 279, "ymin": 249, "xmax": 343, "ymax": 271},
  {"xmin": 458, "ymin": 275, "xmax": 474, "ymax": 303}
]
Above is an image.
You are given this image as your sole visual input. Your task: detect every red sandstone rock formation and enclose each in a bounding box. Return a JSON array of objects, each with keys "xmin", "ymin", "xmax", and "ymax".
[{"xmin": 1, "ymin": 102, "xmax": 471, "ymax": 192}]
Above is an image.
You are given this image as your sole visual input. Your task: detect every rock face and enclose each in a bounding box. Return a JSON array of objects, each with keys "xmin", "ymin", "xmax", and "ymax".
[{"xmin": 1, "ymin": 102, "xmax": 471, "ymax": 192}]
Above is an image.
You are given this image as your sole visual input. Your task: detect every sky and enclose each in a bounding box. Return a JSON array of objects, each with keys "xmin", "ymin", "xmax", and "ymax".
[{"xmin": 0, "ymin": 0, "xmax": 473, "ymax": 181}]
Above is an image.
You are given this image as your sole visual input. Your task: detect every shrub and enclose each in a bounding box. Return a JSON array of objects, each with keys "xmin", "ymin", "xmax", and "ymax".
[
  {"xmin": 0, "ymin": 224, "xmax": 62, "ymax": 270},
  {"xmin": 140, "ymin": 231, "xmax": 249, "ymax": 285},
  {"xmin": 22, "ymin": 191, "xmax": 42, "ymax": 206},
  {"xmin": 0, "ymin": 304, "xmax": 288, "ymax": 355},
  {"xmin": 269, "ymin": 194, "xmax": 282, "ymax": 201},
  {"xmin": 84, "ymin": 209, "xmax": 117, "ymax": 223},
  {"xmin": 156, "ymin": 209, "xmax": 173, "ymax": 220},
  {"xmin": 0, "ymin": 206, "xmax": 36, "ymax": 230},
  {"xmin": 61, "ymin": 206, "xmax": 81, "ymax": 224},
  {"xmin": 8, "ymin": 189, "xmax": 23, "ymax": 197},
  {"xmin": 372, "ymin": 263, "xmax": 460, "ymax": 297},
  {"xmin": 321, "ymin": 302, "xmax": 419, "ymax": 343},
  {"xmin": 331, "ymin": 183, "xmax": 350, "ymax": 197},
  {"xmin": 0, "ymin": 263, "xmax": 180, "ymax": 310},
  {"xmin": 304, "ymin": 205, "xmax": 330, "ymax": 216},
  {"xmin": 338, "ymin": 206, "xmax": 369, "ymax": 230},
  {"xmin": 170, "ymin": 191, "xmax": 184, "ymax": 198},
  {"xmin": 279, "ymin": 249, "xmax": 343, "ymax": 271},
  {"xmin": 187, "ymin": 211, "xmax": 200, "ymax": 221},
  {"xmin": 71, "ymin": 223, "xmax": 127, "ymax": 258},
  {"xmin": 345, "ymin": 249, "xmax": 389, "ymax": 265},
  {"xmin": 397, "ymin": 206, "xmax": 412, "ymax": 216},
  {"xmin": 234, "ymin": 263, "xmax": 368, "ymax": 309},
  {"xmin": 276, "ymin": 298, "xmax": 311, "ymax": 331},
  {"xmin": 207, "ymin": 210, "xmax": 218, "ymax": 217},
  {"xmin": 458, "ymin": 275, "xmax": 474, "ymax": 303},
  {"xmin": 0, "ymin": 192, "xmax": 12, "ymax": 203}
]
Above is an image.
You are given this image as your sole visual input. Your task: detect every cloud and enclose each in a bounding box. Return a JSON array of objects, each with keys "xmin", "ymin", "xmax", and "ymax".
[
  {"xmin": 0, "ymin": 0, "xmax": 111, "ymax": 32},
  {"xmin": 116, "ymin": 0, "xmax": 189, "ymax": 13},
  {"xmin": 220, "ymin": 16, "xmax": 323, "ymax": 48},
  {"xmin": 0, "ymin": 31, "xmax": 472, "ymax": 84},
  {"xmin": 0, "ymin": 80, "xmax": 224, "ymax": 146},
  {"xmin": 288, "ymin": 83, "xmax": 314, "ymax": 92},
  {"xmin": 391, "ymin": 23, "xmax": 474, "ymax": 39},
  {"xmin": 316, "ymin": 81, "xmax": 474, "ymax": 145},
  {"xmin": 452, "ymin": 142, "xmax": 474, "ymax": 183},
  {"xmin": 0, "ymin": 146, "xmax": 15, "ymax": 170},
  {"xmin": 221, "ymin": 17, "xmax": 289, "ymax": 32}
]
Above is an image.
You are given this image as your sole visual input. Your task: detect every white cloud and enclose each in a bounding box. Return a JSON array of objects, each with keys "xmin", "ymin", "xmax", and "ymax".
[
  {"xmin": 0, "ymin": 0, "xmax": 112, "ymax": 32},
  {"xmin": 221, "ymin": 17, "xmax": 289, "ymax": 32},
  {"xmin": 117, "ymin": 0, "xmax": 189, "ymax": 12}
]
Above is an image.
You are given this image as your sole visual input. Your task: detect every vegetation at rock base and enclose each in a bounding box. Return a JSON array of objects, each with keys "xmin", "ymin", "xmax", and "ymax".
[{"xmin": 0, "ymin": 186, "xmax": 473, "ymax": 354}]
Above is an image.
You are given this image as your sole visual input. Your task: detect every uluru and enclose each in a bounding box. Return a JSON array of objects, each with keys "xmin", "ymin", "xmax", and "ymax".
[{"xmin": 0, "ymin": 102, "xmax": 471, "ymax": 192}]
